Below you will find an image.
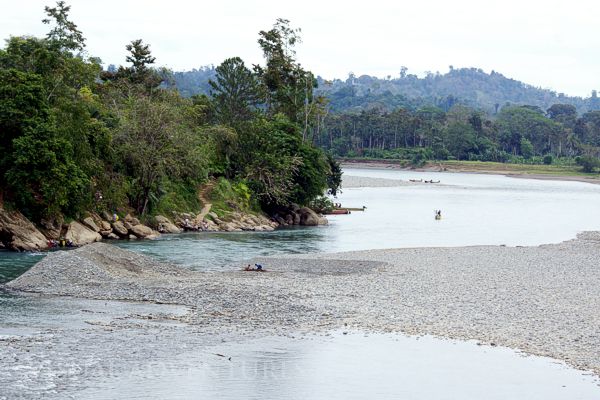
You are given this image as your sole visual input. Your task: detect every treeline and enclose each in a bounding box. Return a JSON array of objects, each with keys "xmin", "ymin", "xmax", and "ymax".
[
  {"xmin": 0, "ymin": 3, "xmax": 339, "ymax": 222},
  {"xmin": 315, "ymin": 104, "xmax": 600, "ymax": 165}
]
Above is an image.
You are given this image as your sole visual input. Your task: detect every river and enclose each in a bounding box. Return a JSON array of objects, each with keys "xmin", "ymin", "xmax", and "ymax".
[
  {"xmin": 3, "ymin": 167, "xmax": 600, "ymax": 278},
  {"xmin": 1, "ymin": 168, "xmax": 600, "ymax": 399}
]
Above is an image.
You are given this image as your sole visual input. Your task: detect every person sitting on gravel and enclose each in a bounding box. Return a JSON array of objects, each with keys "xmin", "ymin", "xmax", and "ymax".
[{"xmin": 243, "ymin": 264, "xmax": 265, "ymax": 272}]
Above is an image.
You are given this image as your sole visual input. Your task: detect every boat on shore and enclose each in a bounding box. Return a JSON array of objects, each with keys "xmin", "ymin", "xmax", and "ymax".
[
  {"xmin": 327, "ymin": 209, "xmax": 351, "ymax": 215},
  {"xmin": 324, "ymin": 206, "xmax": 366, "ymax": 215}
]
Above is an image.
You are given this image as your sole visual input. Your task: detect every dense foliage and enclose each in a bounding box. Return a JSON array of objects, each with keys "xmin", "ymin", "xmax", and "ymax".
[
  {"xmin": 315, "ymin": 104, "xmax": 600, "ymax": 166},
  {"xmin": 0, "ymin": 4, "xmax": 339, "ymax": 221}
]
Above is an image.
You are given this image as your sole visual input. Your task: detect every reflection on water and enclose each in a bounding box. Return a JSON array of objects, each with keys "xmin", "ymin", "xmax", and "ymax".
[
  {"xmin": 77, "ymin": 332, "xmax": 600, "ymax": 400},
  {"xmin": 2, "ymin": 168, "xmax": 600, "ymax": 280}
]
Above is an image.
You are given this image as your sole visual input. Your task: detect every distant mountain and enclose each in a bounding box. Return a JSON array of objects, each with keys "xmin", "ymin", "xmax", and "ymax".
[
  {"xmin": 173, "ymin": 66, "xmax": 600, "ymax": 114},
  {"xmin": 172, "ymin": 66, "xmax": 216, "ymax": 98}
]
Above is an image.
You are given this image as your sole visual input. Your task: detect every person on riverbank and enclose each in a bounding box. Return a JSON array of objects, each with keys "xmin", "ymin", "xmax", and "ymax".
[{"xmin": 243, "ymin": 264, "xmax": 265, "ymax": 272}]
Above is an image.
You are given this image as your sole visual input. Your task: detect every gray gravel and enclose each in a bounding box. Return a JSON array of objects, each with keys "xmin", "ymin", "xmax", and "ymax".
[
  {"xmin": 341, "ymin": 175, "xmax": 413, "ymax": 188},
  {"xmin": 342, "ymin": 174, "xmax": 451, "ymax": 188},
  {"xmin": 2, "ymin": 234, "xmax": 600, "ymax": 397}
]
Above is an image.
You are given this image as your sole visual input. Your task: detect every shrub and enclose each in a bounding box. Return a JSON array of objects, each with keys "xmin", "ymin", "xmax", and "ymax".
[
  {"xmin": 309, "ymin": 196, "xmax": 334, "ymax": 213},
  {"xmin": 576, "ymin": 156, "xmax": 600, "ymax": 173},
  {"xmin": 542, "ymin": 154, "xmax": 553, "ymax": 165}
]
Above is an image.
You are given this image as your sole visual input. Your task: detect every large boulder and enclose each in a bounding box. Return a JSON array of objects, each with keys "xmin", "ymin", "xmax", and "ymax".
[
  {"xmin": 64, "ymin": 221, "xmax": 102, "ymax": 246},
  {"xmin": 0, "ymin": 208, "xmax": 48, "ymax": 251},
  {"xmin": 100, "ymin": 220, "xmax": 111, "ymax": 231},
  {"xmin": 111, "ymin": 221, "xmax": 128, "ymax": 237},
  {"xmin": 130, "ymin": 224, "xmax": 160, "ymax": 239},
  {"xmin": 298, "ymin": 207, "xmax": 328, "ymax": 226},
  {"xmin": 154, "ymin": 215, "xmax": 181, "ymax": 234},
  {"xmin": 82, "ymin": 217, "xmax": 100, "ymax": 233},
  {"xmin": 39, "ymin": 215, "xmax": 64, "ymax": 240}
]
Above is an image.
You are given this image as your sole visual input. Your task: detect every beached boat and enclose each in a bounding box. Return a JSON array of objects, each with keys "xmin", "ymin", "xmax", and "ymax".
[{"xmin": 327, "ymin": 209, "xmax": 351, "ymax": 215}]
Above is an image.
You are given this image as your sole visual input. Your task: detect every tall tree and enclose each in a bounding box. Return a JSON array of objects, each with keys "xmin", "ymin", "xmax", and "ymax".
[
  {"xmin": 255, "ymin": 19, "xmax": 317, "ymax": 128},
  {"xmin": 43, "ymin": 1, "xmax": 85, "ymax": 52},
  {"xmin": 209, "ymin": 57, "xmax": 260, "ymax": 126}
]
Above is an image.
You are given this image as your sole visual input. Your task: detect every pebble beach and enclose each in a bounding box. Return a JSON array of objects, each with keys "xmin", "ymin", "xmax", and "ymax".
[{"xmin": 2, "ymin": 230, "xmax": 600, "ymax": 397}]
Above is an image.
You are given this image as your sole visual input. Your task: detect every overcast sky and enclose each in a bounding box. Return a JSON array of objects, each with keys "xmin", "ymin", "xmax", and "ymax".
[{"xmin": 1, "ymin": 0, "xmax": 598, "ymax": 97}]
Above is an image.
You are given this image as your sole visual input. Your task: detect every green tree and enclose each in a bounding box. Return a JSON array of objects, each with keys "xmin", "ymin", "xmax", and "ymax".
[
  {"xmin": 576, "ymin": 156, "xmax": 600, "ymax": 173},
  {"xmin": 520, "ymin": 137, "xmax": 534, "ymax": 159},
  {"xmin": 43, "ymin": 1, "xmax": 85, "ymax": 52},
  {"xmin": 103, "ymin": 39, "xmax": 163, "ymax": 90},
  {"xmin": 238, "ymin": 116, "xmax": 303, "ymax": 206},
  {"xmin": 0, "ymin": 69, "xmax": 87, "ymax": 218},
  {"xmin": 209, "ymin": 57, "xmax": 260, "ymax": 126},
  {"xmin": 325, "ymin": 153, "xmax": 342, "ymax": 196},
  {"xmin": 108, "ymin": 89, "xmax": 207, "ymax": 215},
  {"xmin": 444, "ymin": 122, "xmax": 477, "ymax": 160},
  {"xmin": 255, "ymin": 19, "xmax": 317, "ymax": 127}
]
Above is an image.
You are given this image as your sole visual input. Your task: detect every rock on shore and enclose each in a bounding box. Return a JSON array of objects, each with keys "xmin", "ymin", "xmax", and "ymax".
[
  {"xmin": 0, "ymin": 207, "xmax": 47, "ymax": 251},
  {"xmin": 272, "ymin": 205, "xmax": 328, "ymax": 227},
  {"xmin": 65, "ymin": 221, "xmax": 102, "ymax": 246}
]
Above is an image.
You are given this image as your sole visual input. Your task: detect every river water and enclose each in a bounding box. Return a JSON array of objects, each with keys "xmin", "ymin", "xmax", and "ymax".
[
  {"xmin": 77, "ymin": 332, "xmax": 600, "ymax": 400},
  {"xmin": 1, "ymin": 168, "xmax": 600, "ymax": 398},
  {"xmin": 4, "ymin": 167, "xmax": 599, "ymax": 278}
]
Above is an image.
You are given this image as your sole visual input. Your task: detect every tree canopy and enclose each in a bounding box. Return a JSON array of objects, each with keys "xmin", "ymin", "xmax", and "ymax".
[{"xmin": 0, "ymin": 3, "xmax": 341, "ymax": 222}]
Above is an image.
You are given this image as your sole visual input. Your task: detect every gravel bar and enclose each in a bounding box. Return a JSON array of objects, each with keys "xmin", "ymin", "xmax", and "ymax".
[{"xmin": 2, "ymin": 233, "xmax": 600, "ymax": 396}]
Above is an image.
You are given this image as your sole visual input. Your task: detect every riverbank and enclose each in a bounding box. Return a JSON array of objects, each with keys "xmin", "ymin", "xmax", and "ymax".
[
  {"xmin": 4, "ymin": 233, "xmax": 600, "ymax": 394},
  {"xmin": 341, "ymin": 159, "xmax": 600, "ymax": 185}
]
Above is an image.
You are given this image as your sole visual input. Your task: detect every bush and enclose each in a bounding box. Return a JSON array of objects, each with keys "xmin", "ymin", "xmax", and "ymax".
[
  {"xmin": 433, "ymin": 148, "xmax": 450, "ymax": 160},
  {"xmin": 151, "ymin": 179, "xmax": 201, "ymax": 216},
  {"xmin": 411, "ymin": 150, "xmax": 429, "ymax": 167},
  {"xmin": 520, "ymin": 138, "xmax": 534, "ymax": 159},
  {"xmin": 210, "ymin": 177, "xmax": 258, "ymax": 214},
  {"xmin": 542, "ymin": 154, "xmax": 553, "ymax": 165},
  {"xmin": 309, "ymin": 196, "xmax": 334, "ymax": 213},
  {"xmin": 576, "ymin": 156, "xmax": 600, "ymax": 173}
]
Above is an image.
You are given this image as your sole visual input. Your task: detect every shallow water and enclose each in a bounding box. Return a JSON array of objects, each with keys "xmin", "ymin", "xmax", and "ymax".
[
  {"xmin": 0, "ymin": 250, "xmax": 44, "ymax": 283},
  {"xmin": 1, "ymin": 169, "xmax": 600, "ymax": 280},
  {"xmin": 76, "ymin": 332, "xmax": 600, "ymax": 400}
]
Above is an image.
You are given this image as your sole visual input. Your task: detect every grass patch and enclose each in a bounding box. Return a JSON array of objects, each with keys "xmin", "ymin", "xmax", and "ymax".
[
  {"xmin": 208, "ymin": 178, "xmax": 260, "ymax": 217},
  {"xmin": 152, "ymin": 179, "xmax": 202, "ymax": 217}
]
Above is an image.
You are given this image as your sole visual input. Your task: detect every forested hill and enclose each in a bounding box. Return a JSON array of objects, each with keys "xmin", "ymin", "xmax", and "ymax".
[
  {"xmin": 174, "ymin": 67, "xmax": 600, "ymax": 115},
  {"xmin": 172, "ymin": 66, "xmax": 216, "ymax": 98}
]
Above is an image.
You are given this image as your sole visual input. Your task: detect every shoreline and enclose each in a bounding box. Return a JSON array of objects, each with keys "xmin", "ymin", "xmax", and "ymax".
[
  {"xmin": 341, "ymin": 159, "xmax": 600, "ymax": 185},
  {"xmin": 3, "ymin": 233, "xmax": 600, "ymax": 392}
]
